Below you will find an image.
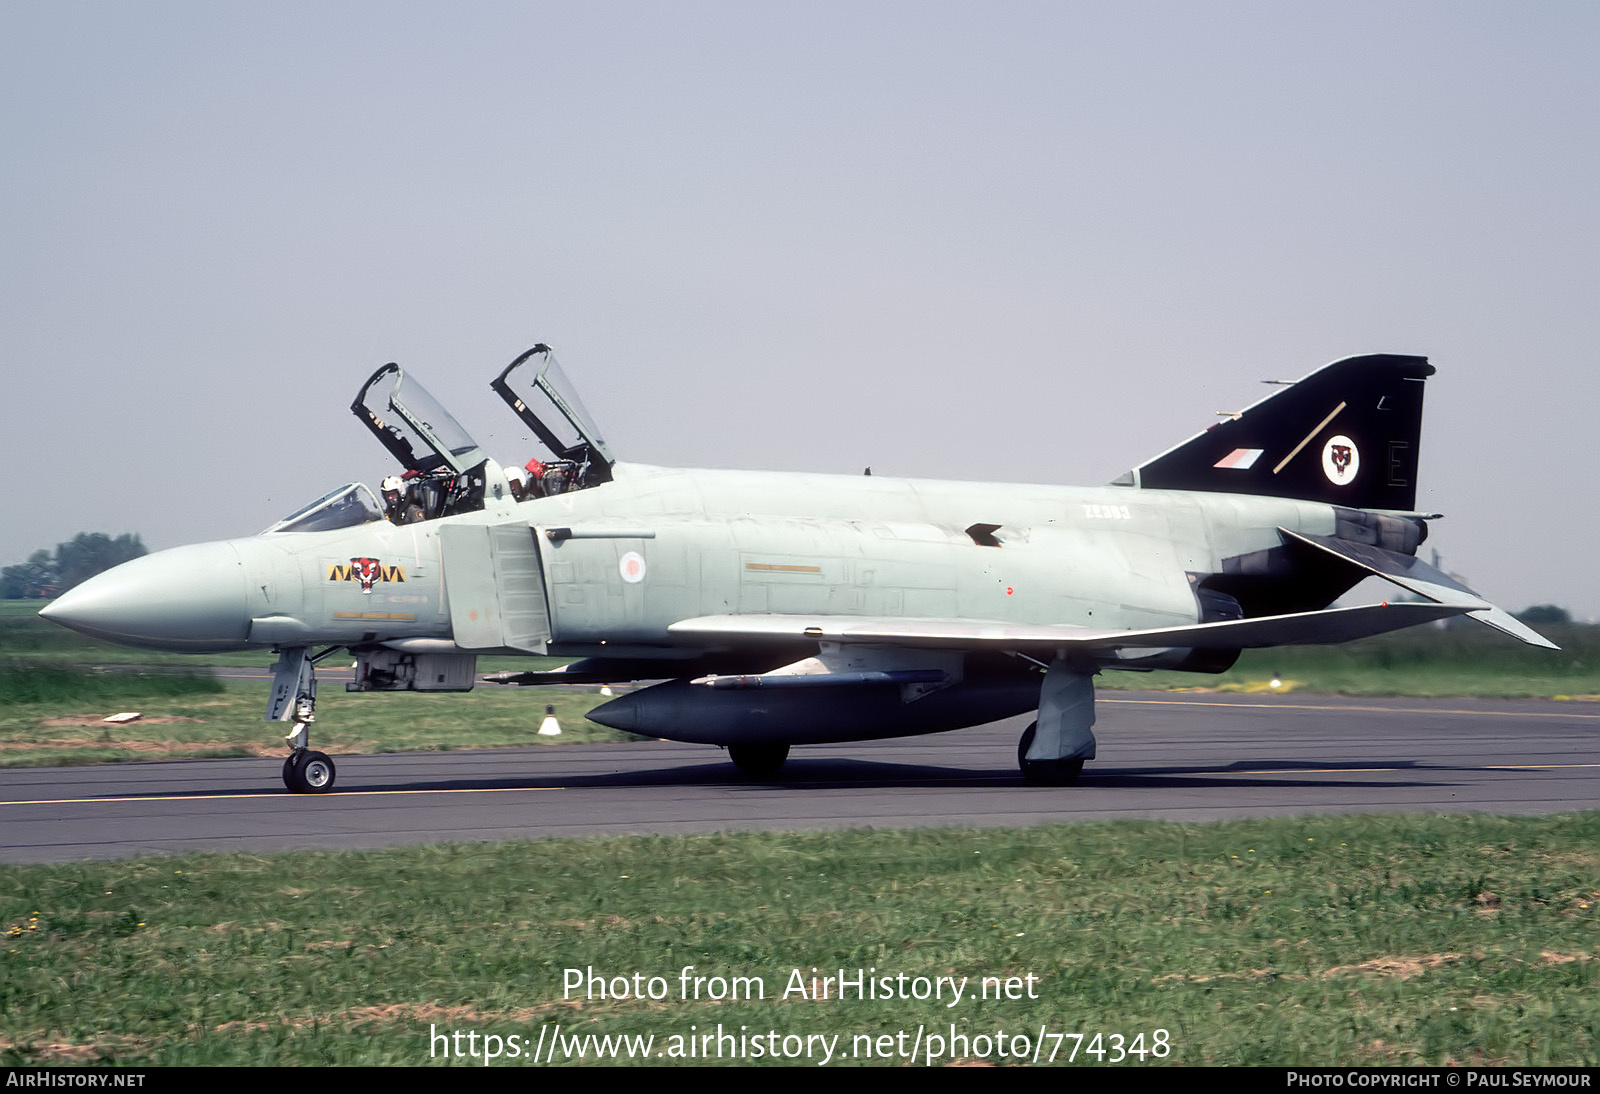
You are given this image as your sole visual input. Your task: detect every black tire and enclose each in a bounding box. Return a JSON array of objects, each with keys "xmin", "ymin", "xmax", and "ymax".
[
  {"xmin": 282, "ymin": 755, "xmax": 298, "ymax": 791},
  {"xmin": 1017, "ymin": 722, "xmax": 1084, "ymax": 786},
  {"xmin": 289, "ymin": 750, "xmax": 337, "ymax": 794},
  {"xmin": 728, "ymin": 742, "xmax": 790, "ymax": 777}
]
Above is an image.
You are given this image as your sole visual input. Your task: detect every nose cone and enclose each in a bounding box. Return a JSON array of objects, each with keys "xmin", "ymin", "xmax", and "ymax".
[
  {"xmin": 586, "ymin": 690, "xmax": 642, "ymax": 732},
  {"xmin": 39, "ymin": 541, "xmax": 250, "ymax": 651}
]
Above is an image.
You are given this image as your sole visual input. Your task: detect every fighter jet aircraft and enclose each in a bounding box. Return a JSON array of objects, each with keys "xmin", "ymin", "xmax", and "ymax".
[{"xmin": 40, "ymin": 346, "xmax": 1554, "ymax": 793}]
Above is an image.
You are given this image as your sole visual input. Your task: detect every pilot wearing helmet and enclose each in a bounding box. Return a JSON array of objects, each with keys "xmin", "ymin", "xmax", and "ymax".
[
  {"xmin": 380, "ymin": 476, "xmax": 405, "ymax": 521},
  {"xmin": 381, "ymin": 475, "xmax": 426, "ymax": 525},
  {"xmin": 504, "ymin": 464, "xmax": 530, "ymax": 502}
]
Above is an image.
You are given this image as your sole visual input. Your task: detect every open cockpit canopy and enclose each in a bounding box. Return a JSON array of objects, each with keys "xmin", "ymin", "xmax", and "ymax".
[
  {"xmin": 353, "ymin": 363, "xmax": 488, "ymax": 475},
  {"xmin": 492, "ymin": 344, "xmax": 614, "ymax": 488},
  {"xmin": 349, "ymin": 362, "xmax": 493, "ymax": 524}
]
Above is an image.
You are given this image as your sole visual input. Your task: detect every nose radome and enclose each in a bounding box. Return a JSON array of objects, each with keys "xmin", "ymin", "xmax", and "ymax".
[{"xmin": 39, "ymin": 541, "xmax": 250, "ymax": 651}]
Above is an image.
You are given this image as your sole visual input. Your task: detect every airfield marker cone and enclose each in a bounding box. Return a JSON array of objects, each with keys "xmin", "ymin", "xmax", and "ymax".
[{"xmin": 539, "ymin": 704, "xmax": 562, "ymax": 736}]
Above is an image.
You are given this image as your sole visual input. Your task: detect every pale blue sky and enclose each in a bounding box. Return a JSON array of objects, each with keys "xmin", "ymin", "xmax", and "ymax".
[{"xmin": 3, "ymin": 2, "xmax": 1596, "ymax": 614}]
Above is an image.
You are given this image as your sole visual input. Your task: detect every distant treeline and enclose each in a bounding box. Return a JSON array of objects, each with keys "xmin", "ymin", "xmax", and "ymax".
[{"xmin": 1, "ymin": 533, "xmax": 146, "ymax": 599}]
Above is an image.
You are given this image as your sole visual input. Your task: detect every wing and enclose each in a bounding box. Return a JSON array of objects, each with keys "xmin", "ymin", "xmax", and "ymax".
[{"xmin": 667, "ymin": 601, "xmax": 1472, "ymax": 653}]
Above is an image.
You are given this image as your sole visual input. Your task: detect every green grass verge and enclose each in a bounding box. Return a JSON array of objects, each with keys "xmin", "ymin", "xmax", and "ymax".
[
  {"xmin": 0, "ymin": 676, "xmax": 626, "ymax": 767},
  {"xmin": 0, "ymin": 663, "xmax": 224, "ymax": 706},
  {"xmin": 0, "ymin": 601, "xmax": 620, "ymax": 764},
  {"xmin": 1, "ymin": 814, "xmax": 1595, "ymax": 1066}
]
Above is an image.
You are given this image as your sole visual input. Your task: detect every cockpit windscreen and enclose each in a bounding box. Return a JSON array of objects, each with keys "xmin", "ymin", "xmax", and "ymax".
[{"xmin": 264, "ymin": 483, "xmax": 384, "ymax": 534}]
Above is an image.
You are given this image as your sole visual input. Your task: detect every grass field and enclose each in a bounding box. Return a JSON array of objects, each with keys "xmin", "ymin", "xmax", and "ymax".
[
  {"xmin": 0, "ymin": 600, "xmax": 626, "ymax": 765},
  {"xmin": 0, "ymin": 670, "xmax": 625, "ymax": 767},
  {"xmin": 0, "ymin": 813, "xmax": 1595, "ymax": 1066}
]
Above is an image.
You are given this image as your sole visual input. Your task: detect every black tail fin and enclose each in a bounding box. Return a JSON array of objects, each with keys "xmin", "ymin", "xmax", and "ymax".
[{"xmin": 1125, "ymin": 353, "xmax": 1434, "ymax": 511}]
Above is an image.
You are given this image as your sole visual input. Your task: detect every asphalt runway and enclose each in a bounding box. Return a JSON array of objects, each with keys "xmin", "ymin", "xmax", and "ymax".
[{"xmin": 3, "ymin": 690, "xmax": 1598, "ymax": 862}]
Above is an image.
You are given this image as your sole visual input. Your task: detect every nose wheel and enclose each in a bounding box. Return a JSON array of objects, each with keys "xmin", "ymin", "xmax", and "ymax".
[{"xmin": 283, "ymin": 750, "xmax": 337, "ymax": 793}]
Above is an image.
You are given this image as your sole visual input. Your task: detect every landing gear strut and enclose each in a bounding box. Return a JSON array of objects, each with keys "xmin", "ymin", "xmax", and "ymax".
[
  {"xmin": 269, "ymin": 646, "xmax": 342, "ymax": 793},
  {"xmin": 1018, "ymin": 657, "xmax": 1097, "ymax": 786}
]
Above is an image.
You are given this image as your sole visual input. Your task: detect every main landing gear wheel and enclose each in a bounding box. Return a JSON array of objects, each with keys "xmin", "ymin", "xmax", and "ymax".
[
  {"xmin": 1017, "ymin": 722, "xmax": 1084, "ymax": 786},
  {"xmin": 285, "ymin": 750, "xmax": 337, "ymax": 794},
  {"xmin": 728, "ymin": 742, "xmax": 790, "ymax": 777}
]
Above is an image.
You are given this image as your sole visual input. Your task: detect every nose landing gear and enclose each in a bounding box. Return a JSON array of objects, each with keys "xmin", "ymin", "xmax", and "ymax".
[{"xmin": 269, "ymin": 646, "xmax": 342, "ymax": 793}]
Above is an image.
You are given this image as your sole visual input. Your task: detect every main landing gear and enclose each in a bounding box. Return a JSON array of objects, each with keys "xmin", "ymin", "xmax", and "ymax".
[
  {"xmin": 1018, "ymin": 658, "xmax": 1097, "ymax": 786},
  {"xmin": 1017, "ymin": 723, "xmax": 1084, "ymax": 786},
  {"xmin": 728, "ymin": 742, "xmax": 790, "ymax": 777},
  {"xmin": 269, "ymin": 646, "xmax": 341, "ymax": 794}
]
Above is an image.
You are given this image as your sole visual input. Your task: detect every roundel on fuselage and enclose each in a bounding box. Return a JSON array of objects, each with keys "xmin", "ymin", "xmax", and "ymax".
[{"xmin": 619, "ymin": 551, "xmax": 646, "ymax": 584}]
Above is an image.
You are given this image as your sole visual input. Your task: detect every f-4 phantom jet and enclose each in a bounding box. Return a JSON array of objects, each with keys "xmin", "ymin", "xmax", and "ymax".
[{"xmin": 41, "ymin": 346, "xmax": 1554, "ymax": 793}]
